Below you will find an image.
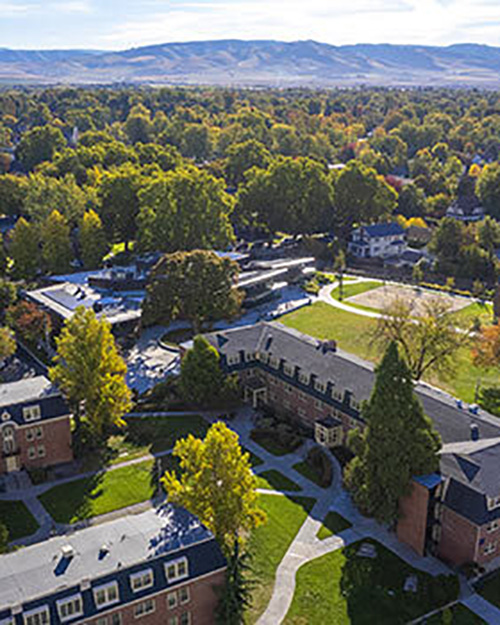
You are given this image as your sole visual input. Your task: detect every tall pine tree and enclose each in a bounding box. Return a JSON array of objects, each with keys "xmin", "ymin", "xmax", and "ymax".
[{"xmin": 345, "ymin": 341, "xmax": 441, "ymax": 524}]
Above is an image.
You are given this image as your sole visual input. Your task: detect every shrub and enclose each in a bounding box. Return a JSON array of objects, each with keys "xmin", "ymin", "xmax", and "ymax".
[
  {"xmin": 306, "ymin": 446, "xmax": 333, "ymax": 487},
  {"xmin": 330, "ymin": 445, "xmax": 354, "ymax": 469}
]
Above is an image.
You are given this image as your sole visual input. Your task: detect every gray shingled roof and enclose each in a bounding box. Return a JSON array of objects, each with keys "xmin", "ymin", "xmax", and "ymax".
[
  {"xmin": 0, "ymin": 377, "xmax": 57, "ymax": 408},
  {"xmin": 205, "ymin": 321, "xmax": 500, "ymax": 444},
  {"xmin": 440, "ymin": 438, "xmax": 500, "ymax": 497}
]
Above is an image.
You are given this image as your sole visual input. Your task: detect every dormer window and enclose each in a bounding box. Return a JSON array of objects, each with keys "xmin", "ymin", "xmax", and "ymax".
[
  {"xmin": 283, "ymin": 363, "xmax": 294, "ymax": 377},
  {"xmin": 24, "ymin": 607, "xmax": 50, "ymax": 625},
  {"xmin": 165, "ymin": 557, "xmax": 189, "ymax": 583},
  {"xmin": 130, "ymin": 569, "xmax": 154, "ymax": 592},
  {"xmin": 227, "ymin": 354, "xmax": 240, "ymax": 366},
  {"xmin": 269, "ymin": 357, "xmax": 279, "ymax": 369},
  {"xmin": 23, "ymin": 405, "xmax": 41, "ymax": 422},
  {"xmin": 1, "ymin": 411, "xmax": 10, "ymax": 422},
  {"xmin": 314, "ymin": 381, "xmax": 326, "ymax": 394},
  {"xmin": 94, "ymin": 582, "xmax": 119, "ymax": 609},
  {"xmin": 332, "ymin": 389, "xmax": 343, "ymax": 401},
  {"xmin": 487, "ymin": 497, "xmax": 500, "ymax": 511},
  {"xmin": 299, "ymin": 373, "xmax": 309, "ymax": 385},
  {"xmin": 57, "ymin": 595, "xmax": 83, "ymax": 622}
]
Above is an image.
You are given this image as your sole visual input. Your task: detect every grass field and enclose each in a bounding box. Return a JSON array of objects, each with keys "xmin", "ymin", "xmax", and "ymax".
[
  {"xmin": 331, "ymin": 280, "xmax": 382, "ymax": 302},
  {"xmin": 105, "ymin": 415, "xmax": 209, "ymax": 466},
  {"xmin": 452, "ymin": 301, "xmax": 494, "ymax": 327},
  {"xmin": 281, "ymin": 302, "xmax": 497, "ymax": 404},
  {"xmin": 477, "ymin": 571, "xmax": 500, "ymax": 609},
  {"xmin": 255, "ymin": 470, "xmax": 301, "ymax": 492},
  {"xmin": 317, "ymin": 511, "xmax": 352, "ymax": 539},
  {"xmin": 247, "ymin": 494, "xmax": 316, "ymax": 623},
  {"xmin": 0, "ymin": 500, "xmax": 39, "ymax": 540},
  {"xmin": 284, "ymin": 539, "xmax": 458, "ymax": 624},
  {"xmin": 40, "ymin": 460, "xmax": 156, "ymax": 523},
  {"xmin": 292, "ymin": 460, "xmax": 329, "ymax": 488}
]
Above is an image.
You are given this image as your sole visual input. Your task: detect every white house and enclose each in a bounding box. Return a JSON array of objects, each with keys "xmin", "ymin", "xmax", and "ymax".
[{"xmin": 348, "ymin": 223, "xmax": 407, "ymax": 259}]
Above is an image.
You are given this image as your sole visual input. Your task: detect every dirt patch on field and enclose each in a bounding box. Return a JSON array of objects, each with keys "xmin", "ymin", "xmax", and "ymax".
[{"xmin": 347, "ymin": 284, "xmax": 470, "ymax": 316}]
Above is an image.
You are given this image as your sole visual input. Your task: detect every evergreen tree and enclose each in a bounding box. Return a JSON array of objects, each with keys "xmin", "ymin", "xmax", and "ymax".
[
  {"xmin": 0, "ymin": 521, "xmax": 8, "ymax": 553},
  {"xmin": 10, "ymin": 217, "xmax": 40, "ymax": 280},
  {"xmin": 79, "ymin": 209, "xmax": 108, "ymax": 269},
  {"xmin": 216, "ymin": 541, "xmax": 254, "ymax": 625},
  {"xmin": 41, "ymin": 210, "xmax": 73, "ymax": 274},
  {"xmin": 345, "ymin": 342, "xmax": 441, "ymax": 524},
  {"xmin": 0, "ymin": 233, "xmax": 7, "ymax": 275}
]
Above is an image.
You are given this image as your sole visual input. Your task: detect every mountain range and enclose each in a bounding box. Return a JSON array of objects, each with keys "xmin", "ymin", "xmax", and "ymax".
[{"xmin": 2, "ymin": 39, "xmax": 500, "ymax": 87}]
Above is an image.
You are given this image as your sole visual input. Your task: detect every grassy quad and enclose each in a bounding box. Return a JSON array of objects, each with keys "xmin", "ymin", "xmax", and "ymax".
[
  {"xmin": 40, "ymin": 460, "xmax": 157, "ymax": 523},
  {"xmin": 331, "ymin": 280, "xmax": 383, "ymax": 303},
  {"xmin": 426, "ymin": 604, "xmax": 486, "ymax": 624},
  {"xmin": 247, "ymin": 494, "xmax": 316, "ymax": 623},
  {"xmin": 281, "ymin": 302, "xmax": 498, "ymax": 405},
  {"xmin": 255, "ymin": 470, "xmax": 302, "ymax": 492},
  {"xmin": 284, "ymin": 539, "xmax": 458, "ymax": 625},
  {"xmin": 0, "ymin": 500, "xmax": 39, "ymax": 540},
  {"xmin": 477, "ymin": 570, "xmax": 500, "ymax": 609},
  {"xmin": 316, "ymin": 511, "xmax": 352, "ymax": 540}
]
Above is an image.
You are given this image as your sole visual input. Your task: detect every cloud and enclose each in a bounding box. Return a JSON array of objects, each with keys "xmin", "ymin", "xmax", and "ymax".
[{"xmin": 48, "ymin": 0, "xmax": 93, "ymax": 13}]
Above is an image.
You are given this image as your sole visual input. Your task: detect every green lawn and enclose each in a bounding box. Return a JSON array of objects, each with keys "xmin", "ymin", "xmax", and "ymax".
[
  {"xmin": 255, "ymin": 470, "xmax": 301, "ymax": 492},
  {"xmin": 331, "ymin": 280, "xmax": 382, "ymax": 302},
  {"xmin": 284, "ymin": 539, "xmax": 458, "ymax": 625},
  {"xmin": 251, "ymin": 434, "xmax": 300, "ymax": 457},
  {"xmin": 317, "ymin": 511, "xmax": 352, "ymax": 540},
  {"xmin": 293, "ymin": 460, "xmax": 329, "ymax": 488},
  {"xmin": 108, "ymin": 415, "xmax": 209, "ymax": 465},
  {"xmin": 426, "ymin": 604, "xmax": 485, "ymax": 624},
  {"xmin": 477, "ymin": 570, "xmax": 500, "ymax": 609},
  {"xmin": 247, "ymin": 494, "xmax": 316, "ymax": 624},
  {"xmin": 40, "ymin": 460, "xmax": 156, "ymax": 523},
  {"xmin": 281, "ymin": 302, "xmax": 497, "ymax": 405},
  {"xmin": 451, "ymin": 301, "xmax": 493, "ymax": 328},
  {"xmin": 0, "ymin": 500, "xmax": 39, "ymax": 540}
]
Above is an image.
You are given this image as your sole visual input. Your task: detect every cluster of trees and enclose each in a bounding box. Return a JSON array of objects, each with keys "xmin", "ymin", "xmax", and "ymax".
[
  {"xmin": 5, "ymin": 87, "xmax": 500, "ymax": 281},
  {"xmin": 430, "ymin": 215, "xmax": 500, "ymax": 282}
]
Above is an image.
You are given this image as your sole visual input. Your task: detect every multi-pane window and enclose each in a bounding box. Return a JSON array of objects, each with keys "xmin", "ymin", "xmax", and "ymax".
[
  {"xmin": 134, "ymin": 599, "xmax": 155, "ymax": 618},
  {"xmin": 165, "ymin": 557, "xmax": 189, "ymax": 583},
  {"xmin": 298, "ymin": 372, "xmax": 309, "ymax": 385},
  {"xmin": 180, "ymin": 613, "xmax": 191, "ymax": 625},
  {"xmin": 57, "ymin": 595, "xmax": 83, "ymax": 621},
  {"xmin": 24, "ymin": 607, "xmax": 50, "ymax": 625},
  {"xmin": 94, "ymin": 582, "xmax": 120, "ymax": 608},
  {"xmin": 130, "ymin": 569, "xmax": 154, "ymax": 592},
  {"xmin": 23, "ymin": 405, "xmax": 41, "ymax": 422},
  {"xmin": 283, "ymin": 364, "xmax": 294, "ymax": 377},
  {"xmin": 179, "ymin": 587, "xmax": 190, "ymax": 605},
  {"xmin": 26, "ymin": 427, "xmax": 43, "ymax": 442},
  {"xmin": 28, "ymin": 446, "xmax": 36, "ymax": 459},
  {"xmin": 314, "ymin": 381, "xmax": 325, "ymax": 393},
  {"xmin": 167, "ymin": 592, "xmax": 177, "ymax": 610},
  {"xmin": 484, "ymin": 542, "xmax": 496, "ymax": 555},
  {"xmin": 38, "ymin": 445, "xmax": 46, "ymax": 458}
]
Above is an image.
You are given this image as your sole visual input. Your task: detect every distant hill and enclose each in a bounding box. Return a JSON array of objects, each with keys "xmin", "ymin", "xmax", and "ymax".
[{"xmin": 2, "ymin": 40, "xmax": 500, "ymax": 87}]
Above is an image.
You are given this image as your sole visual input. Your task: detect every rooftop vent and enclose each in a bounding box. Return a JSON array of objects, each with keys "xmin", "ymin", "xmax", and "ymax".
[
  {"xmin": 99, "ymin": 544, "xmax": 110, "ymax": 559},
  {"xmin": 470, "ymin": 424, "xmax": 480, "ymax": 442},
  {"xmin": 320, "ymin": 340, "xmax": 337, "ymax": 354},
  {"xmin": 61, "ymin": 545, "xmax": 74, "ymax": 559},
  {"xmin": 469, "ymin": 404, "xmax": 479, "ymax": 415}
]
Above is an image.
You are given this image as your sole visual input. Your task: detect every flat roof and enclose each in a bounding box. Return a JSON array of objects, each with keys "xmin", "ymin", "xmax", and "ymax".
[
  {"xmin": 0, "ymin": 505, "xmax": 213, "ymax": 610},
  {"xmin": 0, "ymin": 376, "xmax": 56, "ymax": 408}
]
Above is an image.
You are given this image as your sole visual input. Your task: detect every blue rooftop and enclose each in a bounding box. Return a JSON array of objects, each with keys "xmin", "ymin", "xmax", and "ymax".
[
  {"xmin": 363, "ymin": 223, "xmax": 405, "ymax": 238},
  {"xmin": 414, "ymin": 473, "xmax": 443, "ymax": 490}
]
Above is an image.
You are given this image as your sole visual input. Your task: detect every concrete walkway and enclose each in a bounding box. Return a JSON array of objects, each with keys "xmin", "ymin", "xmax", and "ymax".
[{"xmin": 462, "ymin": 594, "xmax": 500, "ymax": 624}]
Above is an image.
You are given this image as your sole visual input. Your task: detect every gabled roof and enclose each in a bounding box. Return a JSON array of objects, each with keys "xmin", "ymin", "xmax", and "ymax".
[
  {"xmin": 440, "ymin": 438, "xmax": 500, "ymax": 497},
  {"xmin": 362, "ymin": 223, "xmax": 405, "ymax": 238},
  {"xmin": 204, "ymin": 322, "xmax": 500, "ymax": 445}
]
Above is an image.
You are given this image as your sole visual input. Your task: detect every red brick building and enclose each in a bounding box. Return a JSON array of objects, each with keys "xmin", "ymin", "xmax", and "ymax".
[
  {"xmin": 204, "ymin": 321, "xmax": 500, "ymax": 571},
  {"xmin": 0, "ymin": 376, "xmax": 73, "ymax": 475},
  {"xmin": 0, "ymin": 506, "xmax": 226, "ymax": 625}
]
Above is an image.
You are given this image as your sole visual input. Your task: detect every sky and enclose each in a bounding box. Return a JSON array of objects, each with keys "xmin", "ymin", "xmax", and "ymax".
[{"xmin": 1, "ymin": 0, "xmax": 500, "ymax": 50}]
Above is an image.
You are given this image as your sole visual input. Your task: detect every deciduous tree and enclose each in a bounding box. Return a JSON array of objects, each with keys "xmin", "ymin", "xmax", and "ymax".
[
  {"xmin": 180, "ymin": 336, "xmax": 228, "ymax": 405},
  {"xmin": 16, "ymin": 125, "xmax": 65, "ymax": 171},
  {"xmin": 79, "ymin": 209, "xmax": 108, "ymax": 269},
  {"xmin": 142, "ymin": 250, "xmax": 242, "ymax": 332},
  {"xmin": 372, "ymin": 297, "xmax": 473, "ymax": 380},
  {"xmin": 41, "ymin": 210, "xmax": 73, "ymax": 274},
  {"xmin": 10, "ymin": 217, "xmax": 40, "ymax": 280},
  {"xmin": 6, "ymin": 301, "xmax": 51, "ymax": 346},
  {"xmin": 50, "ymin": 307, "xmax": 132, "ymax": 436},
  {"xmin": 0, "ymin": 326, "xmax": 15, "ymax": 362},
  {"xmin": 162, "ymin": 421, "xmax": 266, "ymax": 554}
]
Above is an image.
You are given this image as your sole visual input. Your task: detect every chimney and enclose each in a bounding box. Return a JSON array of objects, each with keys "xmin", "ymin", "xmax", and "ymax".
[{"xmin": 470, "ymin": 424, "xmax": 480, "ymax": 442}]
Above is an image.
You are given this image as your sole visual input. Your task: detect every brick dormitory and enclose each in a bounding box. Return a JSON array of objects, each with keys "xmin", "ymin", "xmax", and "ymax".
[
  {"xmin": 0, "ymin": 506, "xmax": 226, "ymax": 625},
  {"xmin": 203, "ymin": 321, "xmax": 500, "ymax": 572}
]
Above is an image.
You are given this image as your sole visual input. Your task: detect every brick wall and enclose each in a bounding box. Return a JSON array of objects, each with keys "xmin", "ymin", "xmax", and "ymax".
[
  {"xmin": 476, "ymin": 521, "xmax": 500, "ymax": 565},
  {"xmin": 0, "ymin": 416, "xmax": 73, "ymax": 475},
  {"xmin": 397, "ymin": 481, "xmax": 430, "ymax": 556},
  {"xmin": 437, "ymin": 507, "xmax": 478, "ymax": 566},
  {"xmin": 85, "ymin": 569, "xmax": 225, "ymax": 625}
]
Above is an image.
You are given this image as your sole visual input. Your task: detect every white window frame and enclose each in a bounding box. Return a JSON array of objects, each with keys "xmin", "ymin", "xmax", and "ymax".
[
  {"xmin": 488, "ymin": 497, "xmax": 500, "ymax": 510},
  {"xmin": 484, "ymin": 542, "xmax": 496, "ymax": 555},
  {"xmin": 179, "ymin": 613, "xmax": 191, "ymax": 625},
  {"xmin": 167, "ymin": 591, "xmax": 177, "ymax": 610},
  {"xmin": 488, "ymin": 521, "xmax": 499, "ymax": 533},
  {"xmin": 179, "ymin": 587, "xmax": 190, "ymax": 605},
  {"xmin": 38, "ymin": 445, "xmax": 46, "ymax": 458},
  {"xmin": 283, "ymin": 364, "xmax": 294, "ymax": 377},
  {"xmin": 298, "ymin": 373, "xmax": 309, "ymax": 385},
  {"xmin": 168, "ymin": 618, "xmax": 178, "ymax": 625},
  {"xmin": 130, "ymin": 569, "xmax": 154, "ymax": 592},
  {"xmin": 165, "ymin": 557, "xmax": 189, "ymax": 583},
  {"xmin": 57, "ymin": 594, "xmax": 83, "ymax": 622},
  {"xmin": 314, "ymin": 381, "xmax": 326, "ymax": 394},
  {"xmin": 23, "ymin": 405, "xmax": 41, "ymax": 422},
  {"xmin": 28, "ymin": 446, "xmax": 36, "ymax": 459},
  {"xmin": 134, "ymin": 599, "xmax": 155, "ymax": 619},
  {"xmin": 93, "ymin": 582, "xmax": 120, "ymax": 609},
  {"xmin": 23, "ymin": 606, "xmax": 50, "ymax": 625}
]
